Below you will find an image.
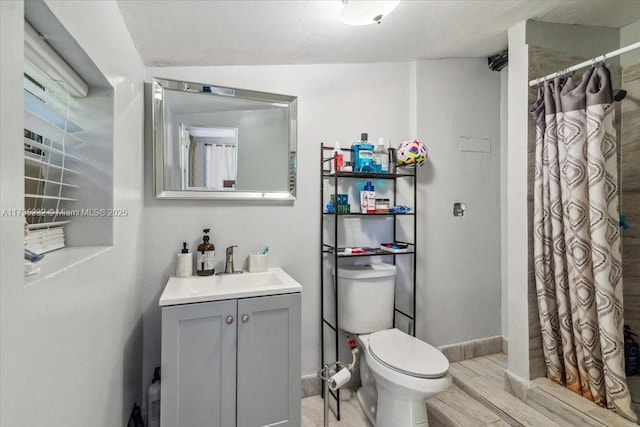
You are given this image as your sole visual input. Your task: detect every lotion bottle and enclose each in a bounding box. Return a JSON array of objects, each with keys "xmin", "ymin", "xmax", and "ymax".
[{"xmin": 196, "ymin": 228, "xmax": 215, "ymax": 276}]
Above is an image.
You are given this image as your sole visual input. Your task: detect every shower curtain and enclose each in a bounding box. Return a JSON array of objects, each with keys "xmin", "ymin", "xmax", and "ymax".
[
  {"xmin": 205, "ymin": 144, "xmax": 236, "ymax": 189},
  {"xmin": 531, "ymin": 65, "xmax": 636, "ymax": 422}
]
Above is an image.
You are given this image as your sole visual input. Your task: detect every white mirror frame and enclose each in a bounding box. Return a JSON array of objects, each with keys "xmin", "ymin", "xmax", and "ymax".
[{"xmin": 152, "ymin": 77, "xmax": 297, "ymax": 200}]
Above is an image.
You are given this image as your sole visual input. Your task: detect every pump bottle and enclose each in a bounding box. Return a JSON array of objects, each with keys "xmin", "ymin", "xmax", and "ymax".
[
  {"xmin": 196, "ymin": 229, "xmax": 215, "ymax": 276},
  {"xmin": 175, "ymin": 242, "xmax": 193, "ymax": 278}
]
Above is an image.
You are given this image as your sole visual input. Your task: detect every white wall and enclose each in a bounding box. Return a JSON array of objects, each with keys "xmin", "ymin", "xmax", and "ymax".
[
  {"xmin": 0, "ymin": 1, "xmax": 145, "ymax": 426},
  {"xmin": 414, "ymin": 59, "xmax": 502, "ymax": 345},
  {"xmin": 500, "ymin": 67, "xmax": 509, "ymax": 339},
  {"xmin": 506, "ymin": 20, "xmax": 530, "ymax": 380},
  {"xmin": 143, "ymin": 59, "xmax": 503, "ymax": 385}
]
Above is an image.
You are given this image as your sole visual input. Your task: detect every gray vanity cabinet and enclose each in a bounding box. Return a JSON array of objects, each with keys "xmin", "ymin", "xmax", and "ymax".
[{"xmin": 161, "ymin": 293, "xmax": 301, "ymax": 427}]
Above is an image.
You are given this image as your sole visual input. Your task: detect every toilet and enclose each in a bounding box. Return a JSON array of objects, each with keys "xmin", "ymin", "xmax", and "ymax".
[{"xmin": 336, "ymin": 263, "xmax": 451, "ymax": 427}]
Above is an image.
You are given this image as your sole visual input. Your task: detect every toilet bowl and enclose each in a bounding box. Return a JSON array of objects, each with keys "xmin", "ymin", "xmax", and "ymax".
[
  {"xmin": 334, "ymin": 264, "xmax": 451, "ymax": 426},
  {"xmin": 356, "ymin": 329, "xmax": 451, "ymax": 427}
]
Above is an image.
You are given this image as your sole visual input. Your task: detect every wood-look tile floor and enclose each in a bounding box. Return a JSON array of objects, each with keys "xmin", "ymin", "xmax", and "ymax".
[
  {"xmin": 301, "ymin": 353, "xmax": 638, "ymax": 426},
  {"xmin": 301, "ymin": 389, "xmax": 371, "ymax": 427}
]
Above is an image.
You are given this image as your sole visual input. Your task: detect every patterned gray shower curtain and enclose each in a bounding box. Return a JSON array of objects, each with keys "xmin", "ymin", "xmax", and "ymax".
[{"xmin": 531, "ymin": 65, "xmax": 636, "ymax": 422}]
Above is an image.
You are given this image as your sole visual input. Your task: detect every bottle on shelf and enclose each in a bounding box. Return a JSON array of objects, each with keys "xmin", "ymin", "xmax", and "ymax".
[
  {"xmin": 332, "ymin": 141, "xmax": 344, "ymax": 173},
  {"xmin": 352, "ymin": 133, "xmax": 375, "ymax": 172},
  {"xmin": 366, "ymin": 181, "xmax": 376, "ymax": 213},
  {"xmin": 359, "ymin": 181, "xmax": 376, "ymax": 214},
  {"xmin": 374, "ymin": 137, "xmax": 389, "ymax": 173},
  {"xmin": 147, "ymin": 367, "xmax": 161, "ymax": 427},
  {"xmin": 388, "ymin": 147, "xmax": 397, "ymax": 174}
]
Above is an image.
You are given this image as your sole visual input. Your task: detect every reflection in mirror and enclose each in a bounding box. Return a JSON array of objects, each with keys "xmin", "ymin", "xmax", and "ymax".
[
  {"xmin": 153, "ymin": 77, "xmax": 297, "ymax": 200},
  {"xmin": 182, "ymin": 125, "xmax": 238, "ymax": 190}
]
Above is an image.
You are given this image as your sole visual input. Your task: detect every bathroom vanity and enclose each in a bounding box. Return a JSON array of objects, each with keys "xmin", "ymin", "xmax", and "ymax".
[{"xmin": 159, "ymin": 268, "xmax": 302, "ymax": 427}]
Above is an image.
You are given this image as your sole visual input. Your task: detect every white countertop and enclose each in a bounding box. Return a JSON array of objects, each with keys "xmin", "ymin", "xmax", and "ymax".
[{"xmin": 159, "ymin": 267, "xmax": 302, "ymax": 306}]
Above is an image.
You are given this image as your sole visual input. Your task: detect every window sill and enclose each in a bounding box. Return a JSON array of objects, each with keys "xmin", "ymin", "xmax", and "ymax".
[{"xmin": 24, "ymin": 246, "xmax": 112, "ymax": 288}]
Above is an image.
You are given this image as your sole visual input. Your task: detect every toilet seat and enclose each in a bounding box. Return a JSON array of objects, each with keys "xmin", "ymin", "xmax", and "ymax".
[{"xmin": 368, "ymin": 329, "xmax": 449, "ymax": 379}]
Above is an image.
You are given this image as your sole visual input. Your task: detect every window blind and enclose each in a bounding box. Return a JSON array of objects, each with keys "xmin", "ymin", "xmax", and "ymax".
[{"xmin": 23, "ymin": 57, "xmax": 84, "ymax": 255}]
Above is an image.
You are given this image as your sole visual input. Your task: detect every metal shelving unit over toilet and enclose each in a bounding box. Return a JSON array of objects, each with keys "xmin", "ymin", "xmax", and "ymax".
[{"xmin": 319, "ymin": 142, "xmax": 417, "ymax": 420}]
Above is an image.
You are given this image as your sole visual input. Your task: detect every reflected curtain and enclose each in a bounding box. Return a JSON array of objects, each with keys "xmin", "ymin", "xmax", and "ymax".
[
  {"xmin": 531, "ymin": 65, "xmax": 636, "ymax": 422},
  {"xmin": 205, "ymin": 144, "xmax": 236, "ymax": 189},
  {"xmin": 188, "ymin": 135, "xmax": 197, "ymax": 187}
]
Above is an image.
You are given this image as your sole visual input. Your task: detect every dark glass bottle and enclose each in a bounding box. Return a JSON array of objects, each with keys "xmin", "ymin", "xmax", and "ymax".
[{"xmin": 196, "ymin": 229, "xmax": 215, "ymax": 276}]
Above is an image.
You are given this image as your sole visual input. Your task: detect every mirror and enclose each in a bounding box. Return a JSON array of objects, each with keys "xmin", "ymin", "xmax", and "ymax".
[{"xmin": 152, "ymin": 77, "xmax": 297, "ymax": 200}]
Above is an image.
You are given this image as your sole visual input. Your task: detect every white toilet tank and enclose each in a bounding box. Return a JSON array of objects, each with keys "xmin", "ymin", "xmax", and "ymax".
[{"xmin": 335, "ymin": 263, "xmax": 396, "ymax": 334}]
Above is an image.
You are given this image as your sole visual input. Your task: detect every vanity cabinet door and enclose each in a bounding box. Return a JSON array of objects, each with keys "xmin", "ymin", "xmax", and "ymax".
[
  {"xmin": 161, "ymin": 299, "xmax": 238, "ymax": 427},
  {"xmin": 237, "ymin": 293, "xmax": 301, "ymax": 427}
]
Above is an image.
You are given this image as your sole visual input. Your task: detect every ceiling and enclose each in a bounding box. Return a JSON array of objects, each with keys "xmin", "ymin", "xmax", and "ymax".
[{"xmin": 116, "ymin": 0, "xmax": 640, "ymax": 67}]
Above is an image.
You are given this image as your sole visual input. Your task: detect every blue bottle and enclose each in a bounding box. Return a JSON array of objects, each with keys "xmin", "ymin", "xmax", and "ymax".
[{"xmin": 352, "ymin": 133, "xmax": 374, "ymax": 172}]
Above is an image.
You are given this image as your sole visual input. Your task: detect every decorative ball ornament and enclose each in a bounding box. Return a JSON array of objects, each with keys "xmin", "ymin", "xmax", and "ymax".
[{"xmin": 396, "ymin": 140, "xmax": 427, "ymax": 168}]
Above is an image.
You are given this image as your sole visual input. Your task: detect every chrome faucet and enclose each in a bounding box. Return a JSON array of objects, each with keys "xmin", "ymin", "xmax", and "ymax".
[{"xmin": 225, "ymin": 245, "xmax": 238, "ymax": 274}]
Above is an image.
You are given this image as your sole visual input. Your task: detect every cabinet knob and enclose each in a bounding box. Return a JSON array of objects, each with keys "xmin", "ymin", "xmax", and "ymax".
[
  {"xmin": 242, "ymin": 314, "xmax": 250, "ymax": 323},
  {"xmin": 226, "ymin": 315, "xmax": 234, "ymax": 325}
]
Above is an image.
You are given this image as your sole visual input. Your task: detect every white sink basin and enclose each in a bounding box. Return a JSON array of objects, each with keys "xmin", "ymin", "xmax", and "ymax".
[{"xmin": 159, "ymin": 267, "xmax": 302, "ymax": 306}]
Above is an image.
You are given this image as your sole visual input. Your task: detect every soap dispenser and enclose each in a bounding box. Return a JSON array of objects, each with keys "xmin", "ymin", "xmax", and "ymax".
[
  {"xmin": 196, "ymin": 229, "xmax": 215, "ymax": 276},
  {"xmin": 175, "ymin": 242, "xmax": 193, "ymax": 278}
]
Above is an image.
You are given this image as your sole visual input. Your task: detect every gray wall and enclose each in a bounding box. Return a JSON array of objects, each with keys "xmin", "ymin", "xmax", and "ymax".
[
  {"xmin": 415, "ymin": 58, "xmax": 502, "ymax": 346},
  {"xmin": 142, "ymin": 59, "xmax": 503, "ymax": 389}
]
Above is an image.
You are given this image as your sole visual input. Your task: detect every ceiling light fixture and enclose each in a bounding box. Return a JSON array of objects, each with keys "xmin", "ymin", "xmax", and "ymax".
[{"xmin": 339, "ymin": 0, "xmax": 400, "ymax": 26}]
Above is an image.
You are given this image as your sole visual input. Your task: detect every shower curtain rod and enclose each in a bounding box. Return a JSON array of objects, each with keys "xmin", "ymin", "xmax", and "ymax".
[{"xmin": 528, "ymin": 41, "xmax": 640, "ymax": 87}]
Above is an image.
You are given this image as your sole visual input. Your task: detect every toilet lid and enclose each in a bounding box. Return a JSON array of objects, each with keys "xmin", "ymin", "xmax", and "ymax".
[{"xmin": 368, "ymin": 329, "xmax": 449, "ymax": 379}]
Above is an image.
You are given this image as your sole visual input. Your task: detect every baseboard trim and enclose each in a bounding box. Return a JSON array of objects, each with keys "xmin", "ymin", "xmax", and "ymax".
[
  {"xmin": 301, "ymin": 373, "xmax": 322, "ymax": 397},
  {"xmin": 438, "ymin": 335, "xmax": 506, "ymax": 363}
]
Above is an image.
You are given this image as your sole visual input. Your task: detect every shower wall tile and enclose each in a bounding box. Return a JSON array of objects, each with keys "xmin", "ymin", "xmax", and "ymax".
[
  {"xmin": 622, "ymin": 62, "xmax": 640, "ymax": 341},
  {"xmin": 622, "ymin": 193, "xmax": 640, "ymax": 244},
  {"xmin": 622, "ymin": 63, "xmax": 640, "ymax": 83}
]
